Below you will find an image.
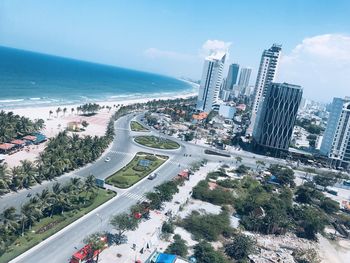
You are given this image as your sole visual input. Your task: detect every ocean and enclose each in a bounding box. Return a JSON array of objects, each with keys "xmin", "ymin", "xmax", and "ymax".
[{"xmin": 0, "ymin": 46, "xmax": 195, "ymax": 109}]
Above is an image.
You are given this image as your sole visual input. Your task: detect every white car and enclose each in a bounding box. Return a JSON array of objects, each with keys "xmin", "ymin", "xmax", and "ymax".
[{"xmin": 105, "ymin": 157, "xmax": 111, "ymax": 162}]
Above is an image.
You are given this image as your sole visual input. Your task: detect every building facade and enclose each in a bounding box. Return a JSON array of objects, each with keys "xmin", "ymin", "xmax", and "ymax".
[
  {"xmin": 247, "ymin": 44, "xmax": 282, "ymax": 134},
  {"xmin": 219, "ymin": 104, "xmax": 236, "ymax": 119},
  {"xmin": 225, "ymin": 63, "xmax": 239, "ymax": 90},
  {"xmin": 253, "ymin": 82, "xmax": 302, "ymax": 155},
  {"xmin": 196, "ymin": 52, "xmax": 226, "ymax": 113},
  {"xmin": 237, "ymin": 67, "xmax": 252, "ymax": 90},
  {"xmin": 320, "ymin": 97, "xmax": 350, "ymax": 168}
]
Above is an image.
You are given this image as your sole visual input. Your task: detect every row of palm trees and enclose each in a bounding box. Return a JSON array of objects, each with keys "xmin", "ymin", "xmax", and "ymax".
[
  {"xmin": 0, "ymin": 110, "xmax": 45, "ymax": 143},
  {"xmin": 0, "ymin": 176, "xmax": 97, "ymax": 256},
  {"xmin": 0, "ymin": 131, "xmax": 110, "ymax": 195},
  {"xmin": 0, "ymin": 104, "xmax": 118, "ymax": 196}
]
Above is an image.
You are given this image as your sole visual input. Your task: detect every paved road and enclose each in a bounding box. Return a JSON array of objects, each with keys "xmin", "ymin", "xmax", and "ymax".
[{"xmin": 6, "ymin": 112, "xmax": 316, "ymax": 263}]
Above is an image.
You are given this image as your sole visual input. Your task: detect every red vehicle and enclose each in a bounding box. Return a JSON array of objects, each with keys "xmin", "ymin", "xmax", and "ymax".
[{"xmin": 70, "ymin": 237, "xmax": 107, "ymax": 263}]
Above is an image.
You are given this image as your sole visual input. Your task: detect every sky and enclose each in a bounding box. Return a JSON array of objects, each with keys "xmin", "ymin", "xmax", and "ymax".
[{"xmin": 0, "ymin": 0, "xmax": 349, "ymax": 102}]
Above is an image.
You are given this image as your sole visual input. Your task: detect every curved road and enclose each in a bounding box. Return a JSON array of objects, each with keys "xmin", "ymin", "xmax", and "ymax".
[{"xmin": 6, "ymin": 112, "xmax": 314, "ymax": 263}]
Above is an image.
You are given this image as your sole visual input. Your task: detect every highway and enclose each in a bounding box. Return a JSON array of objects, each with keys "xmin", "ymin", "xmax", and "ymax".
[{"xmin": 6, "ymin": 112, "xmax": 312, "ymax": 263}]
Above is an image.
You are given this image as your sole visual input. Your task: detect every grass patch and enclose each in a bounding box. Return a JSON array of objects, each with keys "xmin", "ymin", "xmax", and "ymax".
[
  {"xmin": 130, "ymin": 121, "xmax": 148, "ymax": 132},
  {"xmin": 106, "ymin": 152, "xmax": 168, "ymax": 188},
  {"xmin": 0, "ymin": 189, "xmax": 115, "ymax": 263},
  {"xmin": 135, "ymin": 135, "xmax": 180, "ymax": 150}
]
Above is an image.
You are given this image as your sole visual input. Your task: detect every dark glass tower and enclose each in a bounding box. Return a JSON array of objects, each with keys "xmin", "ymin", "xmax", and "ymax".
[{"xmin": 253, "ymin": 82, "xmax": 302, "ymax": 155}]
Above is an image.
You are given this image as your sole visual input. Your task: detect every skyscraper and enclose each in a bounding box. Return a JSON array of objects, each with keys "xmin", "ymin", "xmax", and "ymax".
[
  {"xmin": 253, "ymin": 82, "xmax": 302, "ymax": 155},
  {"xmin": 196, "ymin": 52, "xmax": 226, "ymax": 113},
  {"xmin": 320, "ymin": 97, "xmax": 350, "ymax": 168},
  {"xmin": 247, "ymin": 44, "xmax": 282, "ymax": 134},
  {"xmin": 225, "ymin": 63, "xmax": 239, "ymax": 90},
  {"xmin": 237, "ymin": 67, "xmax": 252, "ymax": 97},
  {"xmin": 237, "ymin": 67, "xmax": 252, "ymax": 89}
]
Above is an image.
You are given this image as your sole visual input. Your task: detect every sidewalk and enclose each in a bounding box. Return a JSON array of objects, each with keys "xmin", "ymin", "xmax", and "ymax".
[{"xmin": 99, "ymin": 162, "xmax": 218, "ymax": 263}]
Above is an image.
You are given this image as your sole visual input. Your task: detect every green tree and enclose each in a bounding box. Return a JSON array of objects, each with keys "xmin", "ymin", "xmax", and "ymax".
[
  {"xmin": 110, "ymin": 213, "xmax": 139, "ymax": 243},
  {"xmin": 83, "ymin": 232, "xmax": 106, "ymax": 262},
  {"xmin": 165, "ymin": 234, "xmax": 188, "ymax": 257},
  {"xmin": 225, "ymin": 233, "xmax": 257, "ymax": 261},
  {"xmin": 320, "ymin": 197, "xmax": 339, "ymax": 214},
  {"xmin": 313, "ymin": 174, "xmax": 337, "ymax": 187},
  {"xmin": 193, "ymin": 241, "xmax": 228, "ymax": 263},
  {"xmin": 295, "ymin": 206, "xmax": 328, "ymax": 240}
]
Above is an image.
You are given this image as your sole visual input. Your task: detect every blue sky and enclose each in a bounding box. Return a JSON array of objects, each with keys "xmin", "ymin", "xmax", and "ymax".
[{"xmin": 1, "ymin": 0, "xmax": 350, "ymax": 101}]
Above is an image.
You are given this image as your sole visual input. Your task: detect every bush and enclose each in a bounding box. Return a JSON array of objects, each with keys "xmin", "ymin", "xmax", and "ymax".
[
  {"xmin": 192, "ymin": 180, "xmax": 234, "ymax": 205},
  {"xmin": 132, "ymin": 165, "xmax": 147, "ymax": 172},
  {"xmin": 145, "ymin": 155, "xmax": 158, "ymax": 161},
  {"xmin": 161, "ymin": 221, "xmax": 174, "ymax": 234},
  {"xmin": 165, "ymin": 234, "xmax": 188, "ymax": 257},
  {"xmin": 217, "ymin": 179, "xmax": 238, "ymax": 189},
  {"xmin": 320, "ymin": 198, "xmax": 339, "ymax": 214},
  {"xmin": 225, "ymin": 233, "xmax": 257, "ymax": 261},
  {"xmin": 193, "ymin": 241, "xmax": 228, "ymax": 263},
  {"xmin": 181, "ymin": 210, "xmax": 232, "ymax": 241}
]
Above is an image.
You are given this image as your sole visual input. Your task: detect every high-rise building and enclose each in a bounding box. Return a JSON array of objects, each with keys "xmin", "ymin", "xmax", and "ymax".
[
  {"xmin": 196, "ymin": 52, "xmax": 226, "ymax": 113},
  {"xmin": 247, "ymin": 44, "xmax": 282, "ymax": 134},
  {"xmin": 237, "ymin": 67, "xmax": 252, "ymax": 89},
  {"xmin": 252, "ymin": 44, "xmax": 282, "ymax": 113},
  {"xmin": 225, "ymin": 63, "xmax": 239, "ymax": 90},
  {"xmin": 253, "ymin": 82, "xmax": 302, "ymax": 155},
  {"xmin": 320, "ymin": 97, "xmax": 350, "ymax": 168}
]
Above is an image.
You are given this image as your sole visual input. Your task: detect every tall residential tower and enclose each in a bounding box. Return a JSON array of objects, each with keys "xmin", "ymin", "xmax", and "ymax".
[
  {"xmin": 196, "ymin": 52, "xmax": 226, "ymax": 113},
  {"xmin": 248, "ymin": 44, "xmax": 282, "ymax": 134},
  {"xmin": 320, "ymin": 97, "xmax": 350, "ymax": 168}
]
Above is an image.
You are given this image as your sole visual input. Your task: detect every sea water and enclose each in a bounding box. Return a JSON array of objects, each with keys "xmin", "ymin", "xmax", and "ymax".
[{"xmin": 0, "ymin": 46, "xmax": 195, "ymax": 109}]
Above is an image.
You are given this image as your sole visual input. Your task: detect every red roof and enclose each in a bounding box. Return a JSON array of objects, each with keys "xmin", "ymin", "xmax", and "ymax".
[
  {"xmin": 0, "ymin": 143, "xmax": 15, "ymax": 150},
  {"xmin": 178, "ymin": 170, "xmax": 189, "ymax": 178},
  {"xmin": 23, "ymin": 135, "xmax": 36, "ymax": 141},
  {"xmin": 11, "ymin": 139, "xmax": 26, "ymax": 145}
]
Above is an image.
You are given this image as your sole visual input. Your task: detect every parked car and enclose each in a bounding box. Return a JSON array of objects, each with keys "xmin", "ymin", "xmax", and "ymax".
[{"xmin": 148, "ymin": 173, "xmax": 158, "ymax": 180}]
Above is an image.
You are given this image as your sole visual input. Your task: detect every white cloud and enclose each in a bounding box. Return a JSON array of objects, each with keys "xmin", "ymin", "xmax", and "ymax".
[
  {"xmin": 200, "ymin": 39, "xmax": 231, "ymax": 57},
  {"xmin": 144, "ymin": 48, "xmax": 194, "ymax": 61},
  {"xmin": 278, "ymin": 34, "xmax": 350, "ymax": 102}
]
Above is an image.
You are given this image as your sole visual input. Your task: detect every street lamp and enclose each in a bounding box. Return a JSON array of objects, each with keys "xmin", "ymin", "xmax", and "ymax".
[{"xmin": 96, "ymin": 213, "xmax": 103, "ymax": 228}]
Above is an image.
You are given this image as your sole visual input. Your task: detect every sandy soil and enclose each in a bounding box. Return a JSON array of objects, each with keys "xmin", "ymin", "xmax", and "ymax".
[{"xmin": 98, "ymin": 162, "xmax": 218, "ymax": 263}]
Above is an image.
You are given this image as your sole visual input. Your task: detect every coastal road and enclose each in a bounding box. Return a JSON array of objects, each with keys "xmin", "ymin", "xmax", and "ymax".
[
  {"xmin": 7, "ymin": 112, "xmax": 315, "ymax": 263},
  {"xmin": 1, "ymin": 111, "xmax": 312, "ymax": 212}
]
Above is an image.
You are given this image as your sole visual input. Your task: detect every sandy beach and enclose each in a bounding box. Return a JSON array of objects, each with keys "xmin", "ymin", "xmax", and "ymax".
[{"xmin": 2, "ymin": 92, "xmax": 197, "ymax": 167}]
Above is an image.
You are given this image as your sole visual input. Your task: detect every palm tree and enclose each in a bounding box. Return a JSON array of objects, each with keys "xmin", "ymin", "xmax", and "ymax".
[
  {"xmin": 0, "ymin": 207, "xmax": 19, "ymax": 234},
  {"xmin": 10, "ymin": 166, "xmax": 24, "ymax": 191},
  {"xmin": 20, "ymin": 200, "xmax": 42, "ymax": 231},
  {"xmin": 85, "ymin": 174, "xmax": 96, "ymax": 192},
  {"xmin": 56, "ymin": 107, "xmax": 62, "ymax": 117},
  {"xmin": 20, "ymin": 160, "xmax": 40, "ymax": 185},
  {"xmin": 0, "ymin": 163, "xmax": 11, "ymax": 195}
]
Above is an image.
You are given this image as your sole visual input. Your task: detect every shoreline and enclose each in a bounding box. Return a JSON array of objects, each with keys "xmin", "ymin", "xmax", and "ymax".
[
  {"xmin": 5, "ymin": 90, "xmax": 198, "ymax": 119},
  {"xmin": 0, "ymin": 80, "xmax": 199, "ymax": 110}
]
